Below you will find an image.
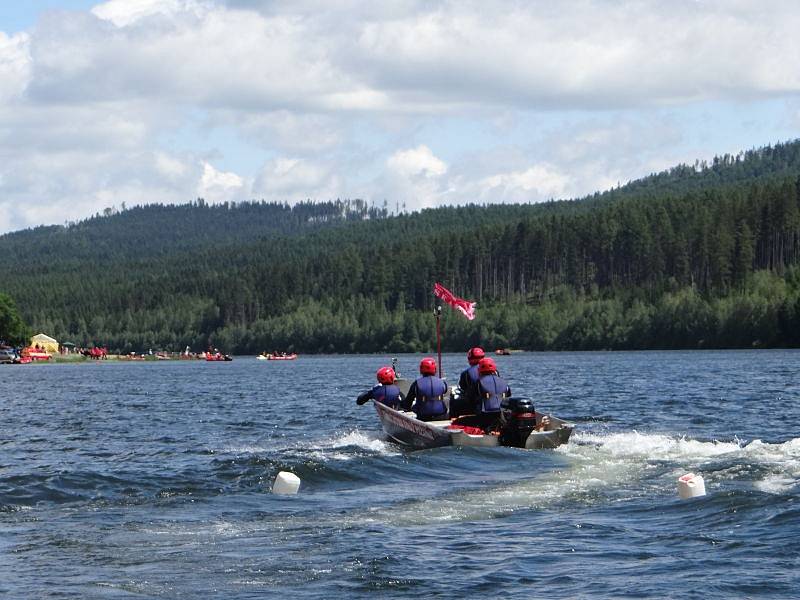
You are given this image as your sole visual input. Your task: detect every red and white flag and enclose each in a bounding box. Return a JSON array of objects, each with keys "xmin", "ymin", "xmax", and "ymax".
[{"xmin": 433, "ymin": 282, "xmax": 476, "ymax": 320}]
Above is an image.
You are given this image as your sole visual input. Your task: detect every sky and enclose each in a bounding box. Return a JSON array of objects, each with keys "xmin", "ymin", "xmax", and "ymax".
[{"xmin": 1, "ymin": 0, "xmax": 800, "ymax": 234}]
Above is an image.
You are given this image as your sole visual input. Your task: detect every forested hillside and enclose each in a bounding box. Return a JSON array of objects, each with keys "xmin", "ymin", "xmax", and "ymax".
[
  {"xmin": 0, "ymin": 198, "xmax": 388, "ymax": 266},
  {"xmin": 3, "ymin": 140, "xmax": 800, "ymax": 353}
]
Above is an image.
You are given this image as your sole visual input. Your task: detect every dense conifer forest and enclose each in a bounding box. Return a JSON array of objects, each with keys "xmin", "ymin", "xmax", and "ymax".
[
  {"xmin": 0, "ymin": 293, "xmax": 30, "ymax": 346},
  {"xmin": 3, "ymin": 141, "xmax": 800, "ymax": 353}
]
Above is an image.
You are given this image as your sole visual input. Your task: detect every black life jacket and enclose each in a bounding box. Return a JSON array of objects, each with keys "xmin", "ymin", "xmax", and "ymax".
[
  {"xmin": 455, "ymin": 365, "xmax": 481, "ymax": 413},
  {"xmin": 373, "ymin": 384, "xmax": 402, "ymax": 409},
  {"xmin": 413, "ymin": 375, "xmax": 447, "ymax": 417},
  {"xmin": 477, "ymin": 374, "xmax": 509, "ymax": 413},
  {"xmin": 462, "ymin": 364, "xmax": 480, "ymax": 385}
]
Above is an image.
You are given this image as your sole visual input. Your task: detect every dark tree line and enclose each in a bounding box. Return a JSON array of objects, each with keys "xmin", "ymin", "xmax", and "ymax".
[
  {"xmin": 4, "ymin": 140, "xmax": 800, "ymax": 353},
  {"xmin": 0, "ymin": 293, "xmax": 30, "ymax": 346}
]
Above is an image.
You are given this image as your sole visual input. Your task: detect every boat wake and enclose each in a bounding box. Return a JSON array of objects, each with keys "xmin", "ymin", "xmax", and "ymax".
[
  {"xmin": 316, "ymin": 430, "xmax": 398, "ymax": 456},
  {"xmin": 566, "ymin": 430, "xmax": 800, "ymax": 495},
  {"xmin": 219, "ymin": 429, "xmax": 396, "ymax": 461},
  {"xmin": 354, "ymin": 430, "xmax": 800, "ymax": 526}
]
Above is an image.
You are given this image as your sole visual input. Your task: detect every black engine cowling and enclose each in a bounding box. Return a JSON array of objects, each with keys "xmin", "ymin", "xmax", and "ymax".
[{"xmin": 499, "ymin": 397, "xmax": 537, "ymax": 447}]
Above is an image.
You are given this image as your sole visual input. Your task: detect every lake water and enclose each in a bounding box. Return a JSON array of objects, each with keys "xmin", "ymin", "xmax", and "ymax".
[{"xmin": 1, "ymin": 351, "xmax": 799, "ymax": 598}]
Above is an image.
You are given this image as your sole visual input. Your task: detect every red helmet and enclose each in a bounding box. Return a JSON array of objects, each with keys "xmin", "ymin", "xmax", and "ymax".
[
  {"xmin": 477, "ymin": 357, "xmax": 497, "ymax": 375},
  {"xmin": 376, "ymin": 366, "xmax": 395, "ymax": 385},
  {"xmin": 419, "ymin": 357, "xmax": 437, "ymax": 375},
  {"xmin": 467, "ymin": 347, "xmax": 485, "ymax": 365}
]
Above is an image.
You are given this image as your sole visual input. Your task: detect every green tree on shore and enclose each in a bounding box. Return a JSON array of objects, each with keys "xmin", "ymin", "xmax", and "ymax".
[{"xmin": 0, "ymin": 293, "xmax": 31, "ymax": 346}]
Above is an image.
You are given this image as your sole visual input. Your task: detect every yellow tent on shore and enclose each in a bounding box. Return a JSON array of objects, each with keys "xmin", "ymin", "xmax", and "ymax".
[{"xmin": 30, "ymin": 333, "xmax": 58, "ymax": 354}]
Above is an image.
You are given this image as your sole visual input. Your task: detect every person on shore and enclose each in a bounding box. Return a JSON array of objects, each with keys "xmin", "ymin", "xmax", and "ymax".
[
  {"xmin": 401, "ymin": 357, "xmax": 448, "ymax": 421},
  {"xmin": 472, "ymin": 357, "xmax": 511, "ymax": 431},
  {"xmin": 452, "ymin": 346, "xmax": 485, "ymax": 418},
  {"xmin": 357, "ymin": 366, "xmax": 404, "ymax": 409}
]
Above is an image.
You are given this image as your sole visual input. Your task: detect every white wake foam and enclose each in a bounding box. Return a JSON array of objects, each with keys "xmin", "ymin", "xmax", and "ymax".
[
  {"xmin": 364, "ymin": 431, "xmax": 800, "ymax": 524},
  {"xmin": 301, "ymin": 429, "xmax": 399, "ymax": 462},
  {"xmin": 323, "ymin": 430, "xmax": 395, "ymax": 454},
  {"xmin": 566, "ymin": 430, "xmax": 744, "ymax": 460},
  {"xmin": 218, "ymin": 429, "xmax": 397, "ymax": 461},
  {"xmin": 568, "ymin": 431, "xmax": 800, "ymax": 496}
]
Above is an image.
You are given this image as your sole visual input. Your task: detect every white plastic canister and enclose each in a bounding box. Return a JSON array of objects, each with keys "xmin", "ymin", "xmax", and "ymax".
[
  {"xmin": 677, "ymin": 472, "xmax": 706, "ymax": 499},
  {"xmin": 272, "ymin": 471, "xmax": 301, "ymax": 495}
]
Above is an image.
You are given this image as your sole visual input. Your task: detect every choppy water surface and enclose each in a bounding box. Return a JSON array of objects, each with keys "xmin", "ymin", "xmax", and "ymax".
[{"xmin": 2, "ymin": 351, "xmax": 799, "ymax": 598}]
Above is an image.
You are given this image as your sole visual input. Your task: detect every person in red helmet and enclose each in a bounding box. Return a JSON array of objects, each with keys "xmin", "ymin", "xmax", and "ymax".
[
  {"xmin": 451, "ymin": 346, "xmax": 487, "ymax": 418},
  {"xmin": 401, "ymin": 357, "xmax": 448, "ymax": 421},
  {"xmin": 471, "ymin": 357, "xmax": 511, "ymax": 431},
  {"xmin": 356, "ymin": 365, "xmax": 404, "ymax": 409}
]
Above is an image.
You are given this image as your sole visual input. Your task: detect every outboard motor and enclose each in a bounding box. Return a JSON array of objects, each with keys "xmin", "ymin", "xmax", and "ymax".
[{"xmin": 499, "ymin": 397, "xmax": 537, "ymax": 448}]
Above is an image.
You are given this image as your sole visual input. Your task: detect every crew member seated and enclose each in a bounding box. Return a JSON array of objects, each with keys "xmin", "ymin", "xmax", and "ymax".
[
  {"xmin": 357, "ymin": 366, "xmax": 404, "ymax": 409},
  {"xmin": 471, "ymin": 357, "xmax": 511, "ymax": 431},
  {"xmin": 401, "ymin": 357, "xmax": 448, "ymax": 421},
  {"xmin": 452, "ymin": 346, "xmax": 485, "ymax": 418}
]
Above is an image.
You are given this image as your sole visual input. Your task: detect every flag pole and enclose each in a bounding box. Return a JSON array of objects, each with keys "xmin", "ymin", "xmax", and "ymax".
[{"xmin": 434, "ymin": 304, "xmax": 443, "ymax": 377}]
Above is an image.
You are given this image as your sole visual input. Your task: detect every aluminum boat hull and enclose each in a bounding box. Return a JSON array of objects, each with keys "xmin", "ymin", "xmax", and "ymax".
[{"xmin": 372, "ymin": 400, "xmax": 573, "ymax": 450}]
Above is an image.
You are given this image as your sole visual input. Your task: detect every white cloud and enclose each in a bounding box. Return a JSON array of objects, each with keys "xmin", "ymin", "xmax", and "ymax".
[
  {"xmin": 33, "ymin": 1, "xmax": 800, "ymax": 114},
  {"xmin": 478, "ymin": 164, "xmax": 569, "ymax": 201},
  {"xmin": 198, "ymin": 161, "xmax": 244, "ymax": 201},
  {"xmin": 0, "ymin": 31, "xmax": 31, "ymax": 101},
  {"xmin": 252, "ymin": 157, "xmax": 341, "ymax": 201},
  {"xmin": 3, "ymin": 1, "xmax": 800, "ymax": 233},
  {"xmin": 352, "ymin": 1, "xmax": 800, "ymax": 109},
  {"xmin": 387, "ymin": 145, "xmax": 447, "ymax": 178},
  {"xmin": 214, "ymin": 110, "xmax": 342, "ymax": 154},
  {"xmin": 91, "ymin": 0, "xmax": 212, "ymax": 28},
  {"xmin": 155, "ymin": 151, "xmax": 190, "ymax": 179},
  {"xmin": 378, "ymin": 145, "xmax": 450, "ymax": 210}
]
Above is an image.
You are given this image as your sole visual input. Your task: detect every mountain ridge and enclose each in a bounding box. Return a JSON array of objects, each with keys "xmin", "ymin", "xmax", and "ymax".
[{"xmin": 3, "ymin": 139, "xmax": 800, "ymax": 353}]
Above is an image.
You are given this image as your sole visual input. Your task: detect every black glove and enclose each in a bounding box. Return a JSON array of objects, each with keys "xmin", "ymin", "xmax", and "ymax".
[{"xmin": 356, "ymin": 396, "xmax": 368, "ymax": 405}]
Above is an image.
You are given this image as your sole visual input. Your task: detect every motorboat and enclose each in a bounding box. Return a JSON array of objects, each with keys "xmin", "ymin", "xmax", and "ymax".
[
  {"xmin": 372, "ymin": 401, "xmax": 573, "ymax": 450},
  {"xmin": 259, "ymin": 353, "xmax": 297, "ymax": 360},
  {"xmin": 369, "ymin": 379, "xmax": 573, "ymax": 450}
]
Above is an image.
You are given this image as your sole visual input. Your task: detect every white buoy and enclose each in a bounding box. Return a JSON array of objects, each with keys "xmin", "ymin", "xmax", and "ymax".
[
  {"xmin": 677, "ymin": 473, "xmax": 706, "ymax": 499},
  {"xmin": 272, "ymin": 471, "xmax": 301, "ymax": 495}
]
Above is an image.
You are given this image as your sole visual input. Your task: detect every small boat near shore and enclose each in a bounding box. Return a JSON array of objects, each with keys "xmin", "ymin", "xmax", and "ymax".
[
  {"xmin": 258, "ymin": 352, "xmax": 298, "ymax": 361},
  {"xmin": 20, "ymin": 347, "xmax": 51, "ymax": 362}
]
